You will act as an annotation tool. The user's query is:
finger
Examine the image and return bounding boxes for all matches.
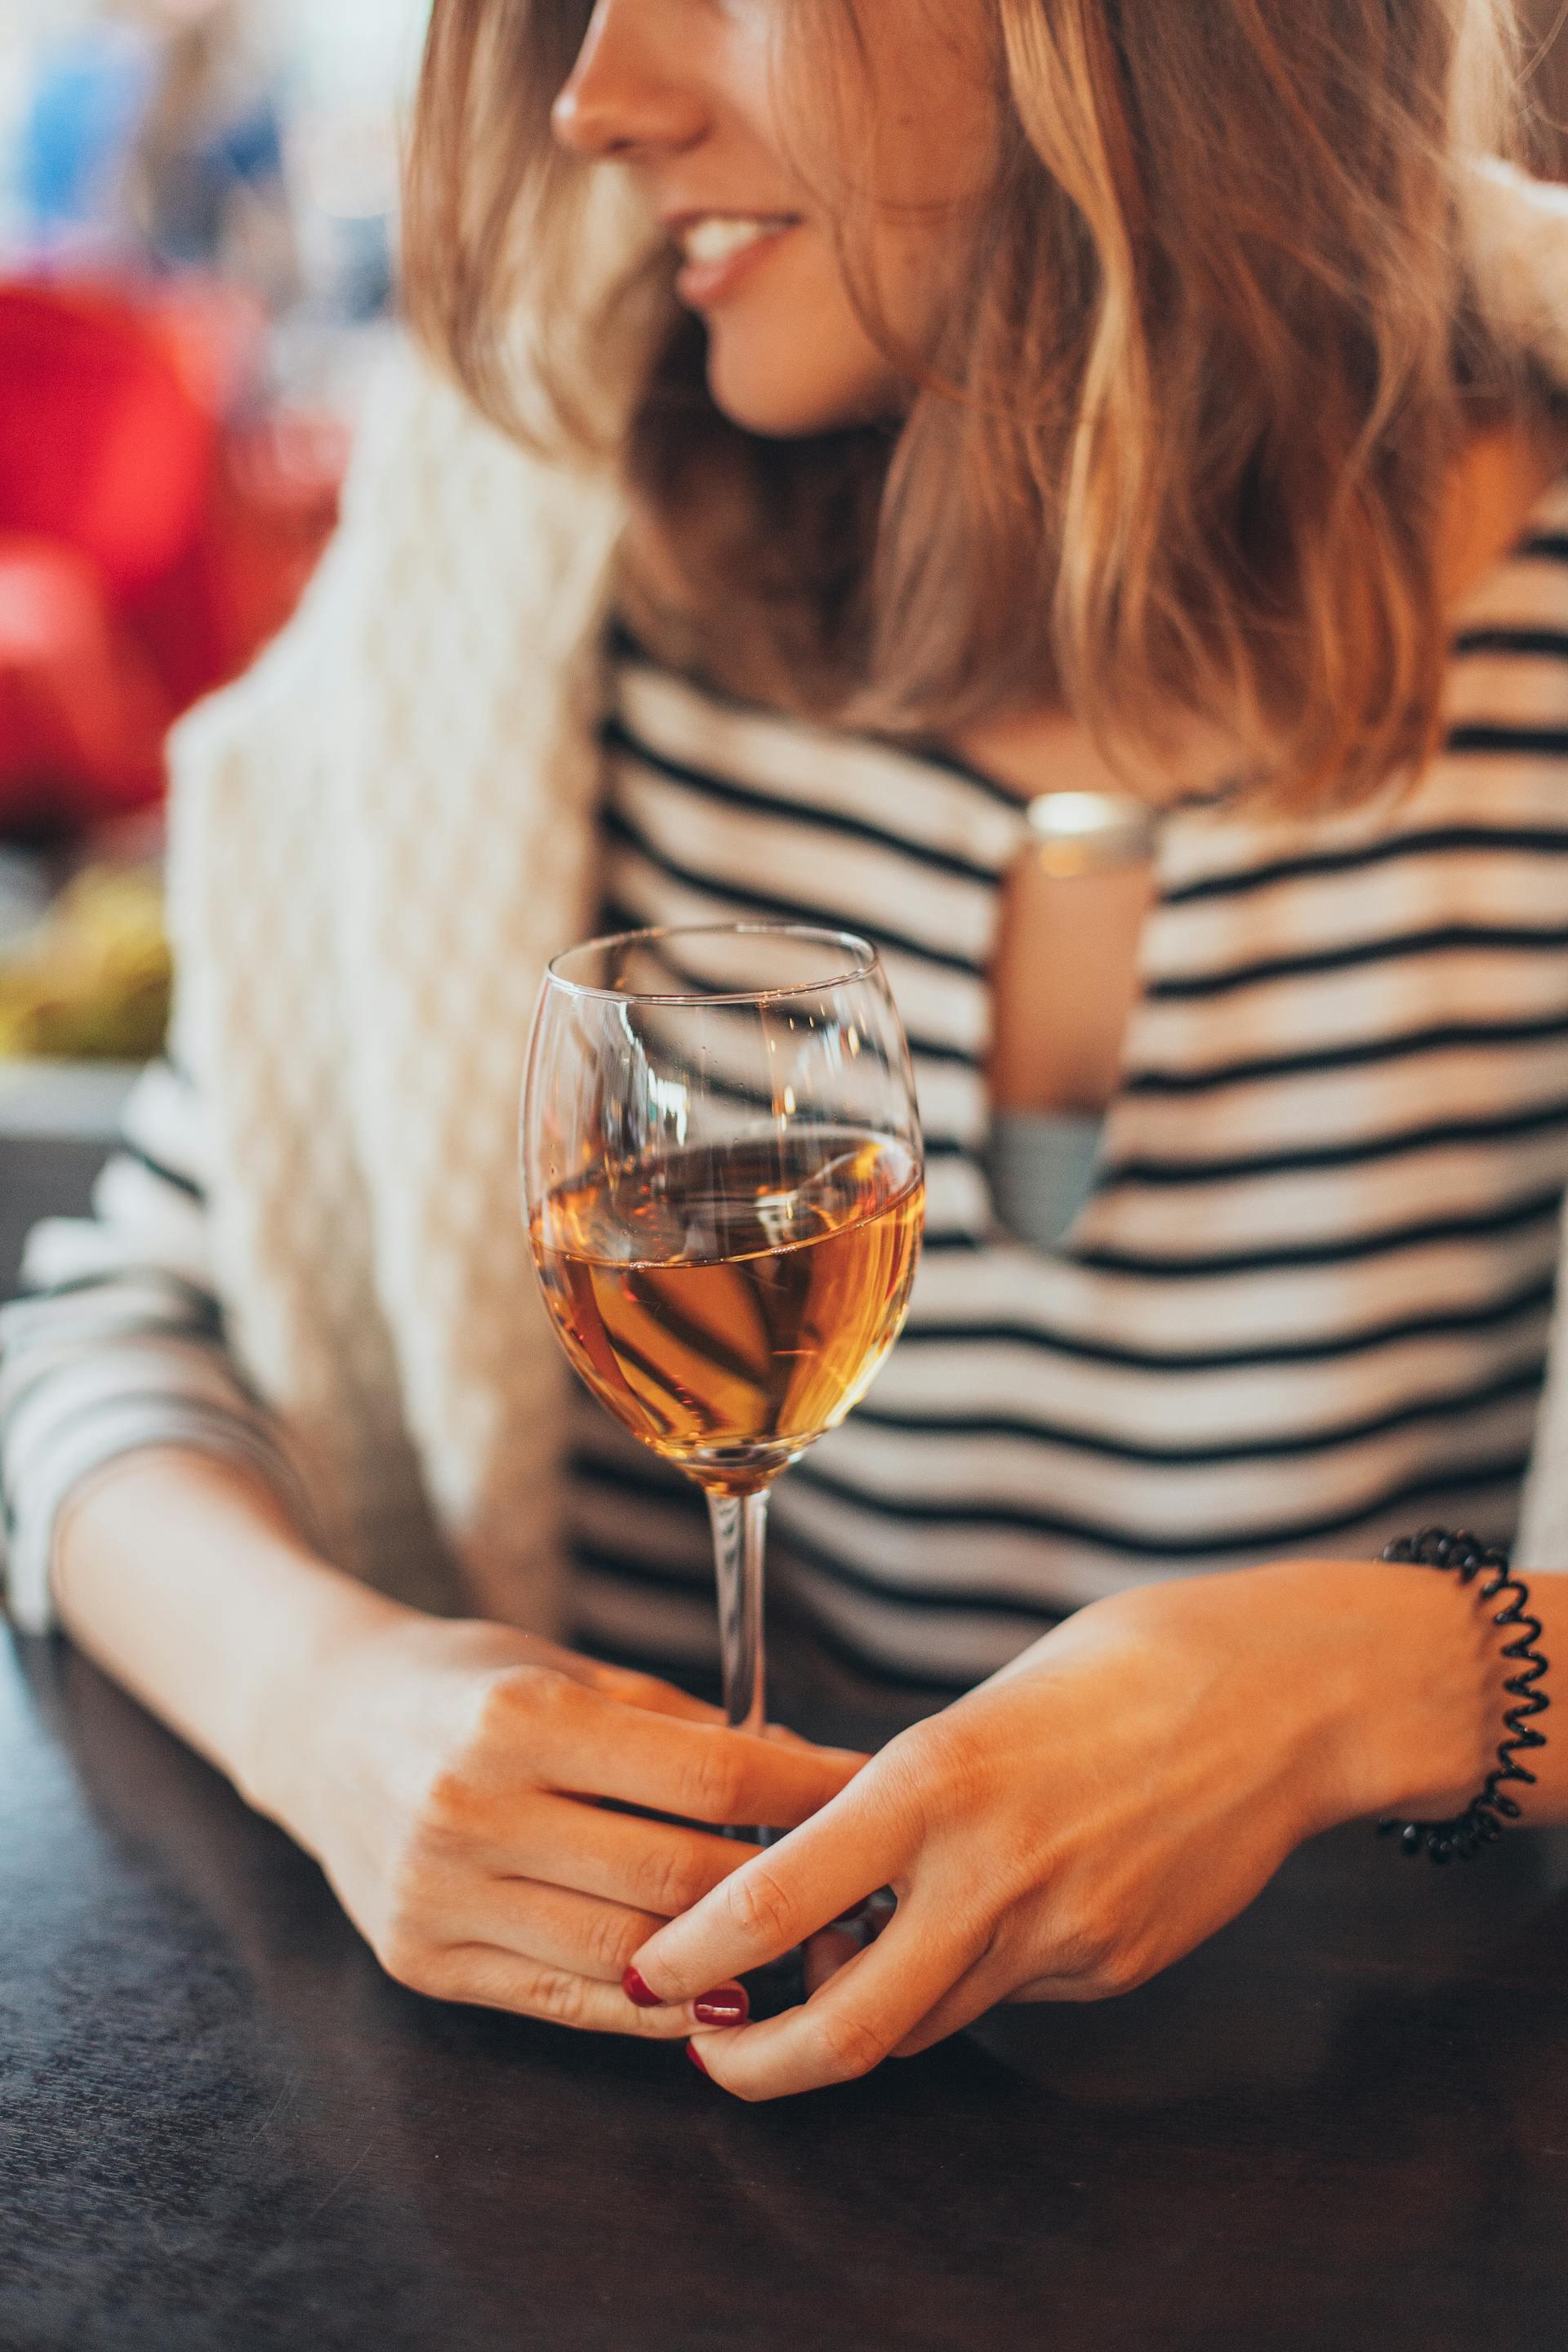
[584,1663,728,1726]
[891,1953,1013,2058]
[762,1722,825,1752]
[791,1891,898,2002]
[433,1944,712,2039]
[452,1874,676,1986]
[689,1901,984,2100]
[630,1768,911,1999]
[892,1949,1131,2060]
[528,1680,866,1828]
[544,1651,817,1744]
[618,1691,842,1750]
[594,1682,849,1749]
[494,1639,728,1728]
[854,1887,898,1940]
[486,1788,764,1918]
[457,1875,751,2020]
[1002,1972,1133,2006]
[803,1922,867,1998]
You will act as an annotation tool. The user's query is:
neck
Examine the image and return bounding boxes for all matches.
[1441,410,1568,605]
[956,409,1568,810]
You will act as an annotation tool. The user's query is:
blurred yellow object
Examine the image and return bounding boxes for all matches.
[0,868,172,1062]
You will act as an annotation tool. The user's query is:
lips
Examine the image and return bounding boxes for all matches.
[667,212,800,309]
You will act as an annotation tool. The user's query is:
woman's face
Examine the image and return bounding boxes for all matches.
[550,0,996,438]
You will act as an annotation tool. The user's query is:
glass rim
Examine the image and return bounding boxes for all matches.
[542,921,882,1008]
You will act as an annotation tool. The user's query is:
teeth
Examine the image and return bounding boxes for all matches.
[681,216,783,267]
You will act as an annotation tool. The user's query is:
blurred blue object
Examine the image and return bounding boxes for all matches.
[16,10,293,296]
[20,24,156,259]
[147,96,286,270]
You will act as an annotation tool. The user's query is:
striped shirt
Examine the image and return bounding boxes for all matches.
[7,483,1568,1695]
[0,1055,311,1626]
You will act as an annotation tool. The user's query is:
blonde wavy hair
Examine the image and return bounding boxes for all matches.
[405,0,1554,808]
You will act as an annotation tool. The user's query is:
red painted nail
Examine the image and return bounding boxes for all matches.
[686,2042,709,2077]
[623,1966,661,2009]
[693,1986,749,2028]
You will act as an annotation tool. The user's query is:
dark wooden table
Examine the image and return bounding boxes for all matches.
[4,1631,1568,2352]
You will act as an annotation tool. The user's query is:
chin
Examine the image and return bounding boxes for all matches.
[704,327,898,442]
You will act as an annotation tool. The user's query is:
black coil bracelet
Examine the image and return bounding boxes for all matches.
[1378,1527,1551,1864]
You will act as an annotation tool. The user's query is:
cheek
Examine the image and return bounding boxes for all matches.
[702,230,904,437]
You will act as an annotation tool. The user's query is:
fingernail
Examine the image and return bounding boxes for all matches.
[693,1986,749,2028]
[686,2042,709,2077]
[623,1966,661,2009]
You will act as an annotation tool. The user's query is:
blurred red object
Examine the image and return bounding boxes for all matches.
[0,538,172,818]
[0,278,344,836]
[211,408,350,675]
[0,282,216,598]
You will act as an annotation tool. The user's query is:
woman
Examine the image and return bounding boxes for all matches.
[7,0,1568,2103]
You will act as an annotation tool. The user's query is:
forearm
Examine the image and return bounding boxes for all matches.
[51,1448,412,1828]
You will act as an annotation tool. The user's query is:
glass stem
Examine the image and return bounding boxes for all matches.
[707,1489,769,1740]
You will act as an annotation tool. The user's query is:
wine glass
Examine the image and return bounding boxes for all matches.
[521,922,924,1745]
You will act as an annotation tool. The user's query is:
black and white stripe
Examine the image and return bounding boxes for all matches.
[0,1058,310,1630]
[8,483,1568,1689]
[568,479,1568,1687]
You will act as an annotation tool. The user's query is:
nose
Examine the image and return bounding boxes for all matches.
[551,1,708,162]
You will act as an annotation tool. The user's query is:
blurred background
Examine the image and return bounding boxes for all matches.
[0,0,430,1272]
[0,0,1561,1282]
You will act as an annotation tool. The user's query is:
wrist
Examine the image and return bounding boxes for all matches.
[1274,1557,1499,1830]
[232,1550,416,1839]
[46,1444,425,1846]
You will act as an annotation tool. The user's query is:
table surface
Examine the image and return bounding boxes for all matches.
[4,1633,1568,2352]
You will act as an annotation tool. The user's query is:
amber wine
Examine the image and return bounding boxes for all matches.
[532,1129,924,1494]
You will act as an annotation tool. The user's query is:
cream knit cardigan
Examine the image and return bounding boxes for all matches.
[164,163,1568,1636]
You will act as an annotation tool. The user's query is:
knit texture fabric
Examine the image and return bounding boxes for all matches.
[161,164,1568,1625]
[167,356,622,1628]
